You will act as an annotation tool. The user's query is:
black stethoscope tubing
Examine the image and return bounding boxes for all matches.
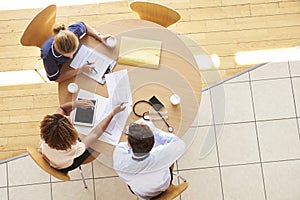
[132,100,174,133]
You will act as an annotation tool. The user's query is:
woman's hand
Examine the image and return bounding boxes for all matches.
[74,99,94,109]
[95,33,113,43]
[113,103,126,115]
[79,64,96,74]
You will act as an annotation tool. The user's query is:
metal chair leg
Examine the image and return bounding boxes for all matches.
[173,171,187,182]
[79,165,88,189]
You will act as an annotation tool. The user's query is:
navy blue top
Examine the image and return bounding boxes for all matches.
[41,22,86,81]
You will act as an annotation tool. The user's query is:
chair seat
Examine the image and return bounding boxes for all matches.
[27,146,70,181]
[129,1,181,28]
[20,4,56,48]
[152,181,189,200]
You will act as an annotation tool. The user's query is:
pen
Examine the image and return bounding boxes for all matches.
[86,61,98,74]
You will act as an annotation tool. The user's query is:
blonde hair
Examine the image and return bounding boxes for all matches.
[40,113,79,150]
[53,23,79,55]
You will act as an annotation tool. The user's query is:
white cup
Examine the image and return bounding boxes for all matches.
[67,82,78,94]
[105,37,117,48]
[170,94,180,105]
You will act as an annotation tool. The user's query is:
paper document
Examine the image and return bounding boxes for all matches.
[70,44,116,84]
[71,70,133,145]
[117,36,162,69]
[105,69,133,107]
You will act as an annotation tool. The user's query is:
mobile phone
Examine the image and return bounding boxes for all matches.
[148,96,164,111]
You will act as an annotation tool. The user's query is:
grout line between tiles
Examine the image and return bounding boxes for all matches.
[191,116,300,128]
[6,162,9,200]
[288,60,300,140]
[209,89,225,200]
[177,158,300,173]
[249,76,268,200]
[92,162,96,200]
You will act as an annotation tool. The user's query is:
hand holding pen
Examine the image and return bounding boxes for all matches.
[82,60,98,74]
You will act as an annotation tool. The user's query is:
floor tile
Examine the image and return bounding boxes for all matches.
[0,187,7,200]
[94,177,136,200]
[263,160,300,200]
[289,60,300,77]
[226,71,250,83]
[217,122,260,166]
[52,179,94,200]
[221,164,265,200]
[178,126,219,170]
[93,158,118,178]
[250,61,290,81]
[194,89,213,126]
[9,183,51,200]
[292,77,300,117]
[257,118,300,162]
[0,163,7,187]
[8,156,49,186]
[51,162,93,182]
[288,47,300,77]
[180,168,223,200]
[212,82,254,124]
[251,78,295,120]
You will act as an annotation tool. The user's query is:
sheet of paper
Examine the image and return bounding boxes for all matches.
[99,69,133,144]
[105,69,133,107]
[71,89,130,145]
[70,44,116,84]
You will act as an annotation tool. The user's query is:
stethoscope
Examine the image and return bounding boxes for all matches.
[132,100,174,133]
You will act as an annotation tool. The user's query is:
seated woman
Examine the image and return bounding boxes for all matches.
[41,21,113,82]
[39,99,125,172]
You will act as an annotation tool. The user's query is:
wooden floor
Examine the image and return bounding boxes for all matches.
[0,0,299,161]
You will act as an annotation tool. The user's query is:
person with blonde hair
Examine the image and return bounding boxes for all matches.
[41,22,113,82]
[39,99,125,172]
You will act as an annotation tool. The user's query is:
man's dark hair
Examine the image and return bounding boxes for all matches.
[128,123,154,156]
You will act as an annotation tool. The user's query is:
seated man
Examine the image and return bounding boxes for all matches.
[113,120,185,200]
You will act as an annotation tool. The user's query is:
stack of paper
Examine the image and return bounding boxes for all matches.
[117,36,162,69]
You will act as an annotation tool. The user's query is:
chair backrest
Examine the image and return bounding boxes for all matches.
[27,146,71,181]
[20,4,57,48]
[129,1,181,28]
[152,181,189,200]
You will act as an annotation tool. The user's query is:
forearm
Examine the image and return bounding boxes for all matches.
[84,23,101,40]
[54,68,80,83]
[56,100,83,115]
[82,111,115,148]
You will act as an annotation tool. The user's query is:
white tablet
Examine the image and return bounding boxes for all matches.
[73,98,97,127]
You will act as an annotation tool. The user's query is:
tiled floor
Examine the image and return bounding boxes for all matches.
[1,47,300,200]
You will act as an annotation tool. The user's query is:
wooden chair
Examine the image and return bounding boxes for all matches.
[27,146,97,189]
[20,4,56,48]
[152,181,189,200]
[129,1,181,28]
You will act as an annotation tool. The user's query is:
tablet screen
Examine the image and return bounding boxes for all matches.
[74,98,97,127]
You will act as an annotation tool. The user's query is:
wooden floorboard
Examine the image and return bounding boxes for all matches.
[0,0,299,160]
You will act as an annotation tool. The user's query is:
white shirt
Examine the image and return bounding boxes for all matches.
[39,140,86,169]
[113,122,186,200]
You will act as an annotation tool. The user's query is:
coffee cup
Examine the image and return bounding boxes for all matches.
[105,37,117,48]
[170,94,180,105]
[67,82,78,94]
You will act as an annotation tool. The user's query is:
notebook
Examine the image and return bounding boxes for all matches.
[70,44,116,84]
[117,36,162,69]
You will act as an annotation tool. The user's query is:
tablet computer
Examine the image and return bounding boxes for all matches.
[73,98,97,127]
